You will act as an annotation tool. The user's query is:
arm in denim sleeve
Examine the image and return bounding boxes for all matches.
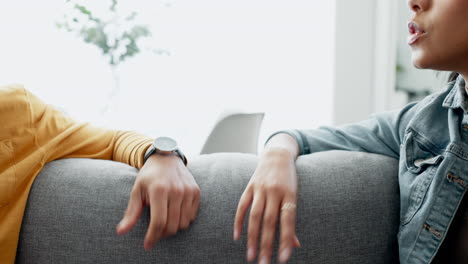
[266,101,419,160]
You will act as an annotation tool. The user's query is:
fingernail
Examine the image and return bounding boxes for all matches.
[144,242,153,251]
[296,237,302,248]
[279,248,291,263]
[233,228,239,240]
[144,244,150,251]
[259,256,268,264]
[247,247,255,261]
[118,219,126,229]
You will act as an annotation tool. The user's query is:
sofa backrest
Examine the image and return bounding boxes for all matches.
[17,151,400,263]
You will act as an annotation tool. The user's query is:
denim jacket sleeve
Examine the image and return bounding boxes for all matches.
[267,101,420,160]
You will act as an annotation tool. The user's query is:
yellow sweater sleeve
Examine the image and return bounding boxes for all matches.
[27,89,153,168]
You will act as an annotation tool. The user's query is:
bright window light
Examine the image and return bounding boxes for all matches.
[0,0,335,156]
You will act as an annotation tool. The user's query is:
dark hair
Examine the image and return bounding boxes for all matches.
[448,72,460,82]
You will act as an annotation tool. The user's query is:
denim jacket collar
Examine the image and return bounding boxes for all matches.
[442,76,468,111]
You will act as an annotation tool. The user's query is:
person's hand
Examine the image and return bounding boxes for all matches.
[234,148,301,264]
[116,153,200,250]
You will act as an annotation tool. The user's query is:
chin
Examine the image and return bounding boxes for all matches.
[411,52,434,70]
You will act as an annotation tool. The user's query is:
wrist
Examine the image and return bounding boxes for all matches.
[261,146,297,161]
[145,152,184,167]
[264,133,300,159]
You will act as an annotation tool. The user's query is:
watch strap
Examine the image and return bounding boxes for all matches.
[175,149,188,166]
[143,145,156,164]
[143,144,188,166]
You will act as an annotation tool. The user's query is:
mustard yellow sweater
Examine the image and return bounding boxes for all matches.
[0,85,153,263]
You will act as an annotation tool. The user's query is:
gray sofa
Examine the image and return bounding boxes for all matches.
[16,151,400,264]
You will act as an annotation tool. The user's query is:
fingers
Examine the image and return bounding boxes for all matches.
[246,193,266,262]
[178,188,193,230]
[117,184,144,235]
[144,187,168,250]
[233,188,254,241]
[167,185,200,236]
[164,186,184,236]
[159,184,200,238]
[278,198,299,264]
[190,187,201,221]
[258,195,281,264]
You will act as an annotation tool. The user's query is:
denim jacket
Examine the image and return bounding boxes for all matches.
[271,76,468,263]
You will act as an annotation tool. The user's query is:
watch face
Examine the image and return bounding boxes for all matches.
[154,137,178,152]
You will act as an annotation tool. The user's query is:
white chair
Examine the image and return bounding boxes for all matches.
[200,111,265,155]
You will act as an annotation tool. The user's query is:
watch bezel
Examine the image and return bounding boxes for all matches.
[153,136,178,152]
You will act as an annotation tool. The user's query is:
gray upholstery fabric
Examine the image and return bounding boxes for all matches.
[16,151,400,264]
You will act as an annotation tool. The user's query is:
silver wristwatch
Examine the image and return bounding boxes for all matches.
[143,137,188,166]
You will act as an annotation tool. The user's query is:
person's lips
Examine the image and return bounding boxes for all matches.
[407,21,427,45]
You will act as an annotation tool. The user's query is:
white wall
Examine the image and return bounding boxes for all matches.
[0,0,336,156]
[333,0,376,125]
[333,0,409,125]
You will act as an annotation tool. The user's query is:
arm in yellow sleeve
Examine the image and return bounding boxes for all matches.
[26,89,153,168]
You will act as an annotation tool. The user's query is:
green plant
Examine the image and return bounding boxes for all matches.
[57,0,152,112]
[57,0,151,67]
[396,63,405,74]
